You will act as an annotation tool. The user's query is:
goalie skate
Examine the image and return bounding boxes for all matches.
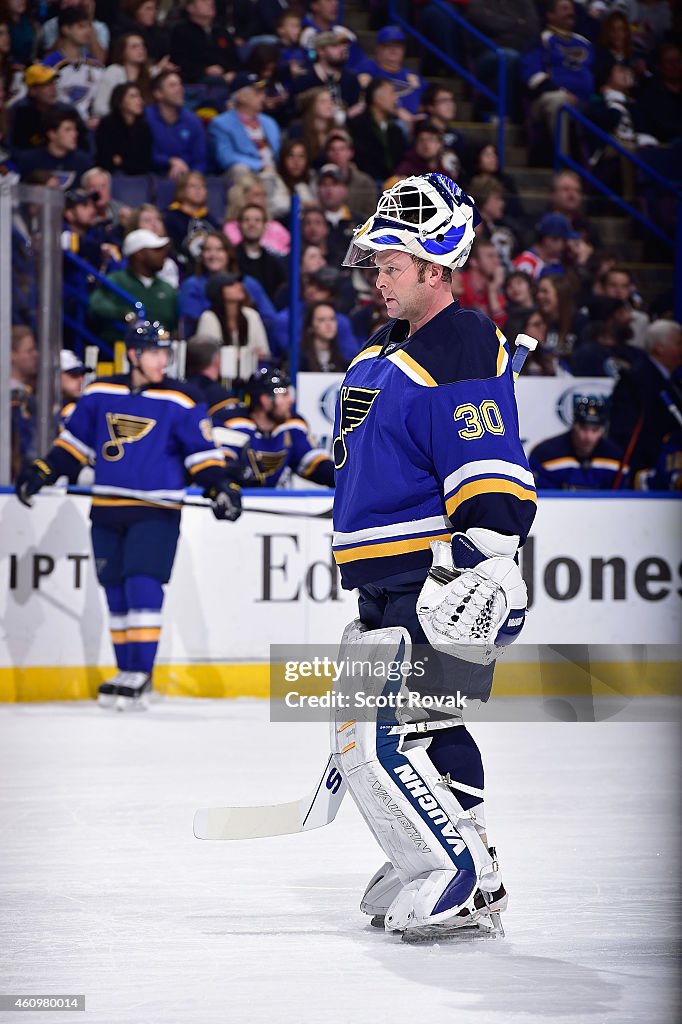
[400,883,506,943]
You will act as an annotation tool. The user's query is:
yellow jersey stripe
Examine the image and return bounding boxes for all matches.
[348,345,382,369]
[446,479,537,517]
[91,498,182,509]
[54,437,88,464]
[542,457,580,470]
[333,531,451,564]
[189,457,225,474]
[389,350,438,387]
[208,398,240,416]
[300,453,330,478]
[110,630,127,644]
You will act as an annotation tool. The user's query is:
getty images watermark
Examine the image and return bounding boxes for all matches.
[269,644,682,724]
[281,653,468,713]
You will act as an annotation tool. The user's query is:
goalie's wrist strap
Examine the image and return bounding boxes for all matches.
[389,716,464,736]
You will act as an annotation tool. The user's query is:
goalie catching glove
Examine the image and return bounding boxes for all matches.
[417,528,527,666]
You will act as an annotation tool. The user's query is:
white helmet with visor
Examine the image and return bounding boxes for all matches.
[342,173,480,271]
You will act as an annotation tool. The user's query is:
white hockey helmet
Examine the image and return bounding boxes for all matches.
[342,173,480,271]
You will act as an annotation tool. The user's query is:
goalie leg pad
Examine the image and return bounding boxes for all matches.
[331,623,499,932]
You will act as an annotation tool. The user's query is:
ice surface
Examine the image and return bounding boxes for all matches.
[0,699,679,1024]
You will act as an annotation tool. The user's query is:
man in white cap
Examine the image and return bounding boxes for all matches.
[88,229,178,343]
[58,349,93,428]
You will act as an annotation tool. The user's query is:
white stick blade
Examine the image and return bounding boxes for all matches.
[194,801,304,840]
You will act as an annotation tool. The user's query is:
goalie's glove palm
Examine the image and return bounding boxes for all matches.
[417,534,527,665]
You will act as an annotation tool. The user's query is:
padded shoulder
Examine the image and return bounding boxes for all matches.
[403,305,509,386]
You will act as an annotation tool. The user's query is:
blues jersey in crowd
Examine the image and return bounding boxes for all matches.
[214,402,334,488]
[529,430,626,490]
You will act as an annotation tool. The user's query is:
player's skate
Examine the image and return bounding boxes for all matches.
[97,671,128,709]
[114,672,152,712]
[361,862,403,929]
[362,851,507,941]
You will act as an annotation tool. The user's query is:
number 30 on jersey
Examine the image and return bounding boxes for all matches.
[454,401,505,440]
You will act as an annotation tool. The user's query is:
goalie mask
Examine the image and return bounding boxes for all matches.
[342,173,480,271]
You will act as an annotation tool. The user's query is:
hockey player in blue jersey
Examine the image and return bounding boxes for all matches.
[15,321,242,711]
[529,395,626,490]
[329,173,537,940]
[213,367,335,489]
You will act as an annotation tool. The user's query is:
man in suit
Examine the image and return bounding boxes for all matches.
[609,319,682,483]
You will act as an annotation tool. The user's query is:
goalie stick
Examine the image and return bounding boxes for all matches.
[193,754,346,840]
[193,333,538,841]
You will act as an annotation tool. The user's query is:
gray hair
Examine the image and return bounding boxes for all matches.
[81,167,111,188]
[644,318,682,353]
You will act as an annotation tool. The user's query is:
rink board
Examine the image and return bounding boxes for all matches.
[1,491,680,701]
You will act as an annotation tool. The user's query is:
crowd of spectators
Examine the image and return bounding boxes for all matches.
[3,0,681,490]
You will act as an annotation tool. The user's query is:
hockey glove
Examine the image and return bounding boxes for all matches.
[417,529,527,666]
[15,459,54,508]
[204,480,242,522]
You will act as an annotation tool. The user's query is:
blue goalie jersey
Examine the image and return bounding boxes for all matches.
[332,304,537,589]
[46,375,227,523]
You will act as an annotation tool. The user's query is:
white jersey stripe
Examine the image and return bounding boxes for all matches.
[184,448,222,469]
[59,429,96,461]
[444,459,535,496]
[298,448,329,471]
[333,514,450,546]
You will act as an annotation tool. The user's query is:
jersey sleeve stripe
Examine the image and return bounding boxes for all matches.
[333,531,452,564]
[591,458,622,470]
[387,351,438,387]
[188,457,226,474]
[348,345,382,369]
[444,459,535,496]
[185,448,223,469]
[208,398,240,416]
[59,428,96,460]
[446,479,537,517]
[299,452,332,477]
[54,437,89,465]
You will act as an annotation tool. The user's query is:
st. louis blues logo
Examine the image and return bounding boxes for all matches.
[333,386,380,469]
[102,413,156,461]
[247,448,288,484]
